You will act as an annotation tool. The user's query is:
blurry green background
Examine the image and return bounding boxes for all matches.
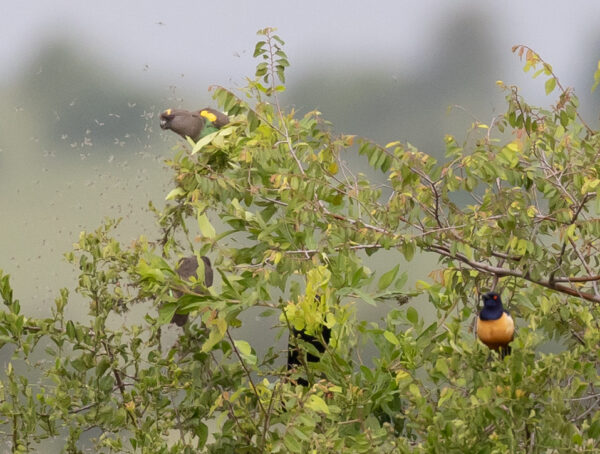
[1,0,599,372]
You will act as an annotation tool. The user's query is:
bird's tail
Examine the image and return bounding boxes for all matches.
[499,344,511,359]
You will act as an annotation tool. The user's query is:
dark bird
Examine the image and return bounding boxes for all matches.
[171,255,213,326]
[159,108,229,142]
[287,322,331,387]
[476,291,514,357]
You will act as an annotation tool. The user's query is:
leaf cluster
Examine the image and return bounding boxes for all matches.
[0,32,599,453]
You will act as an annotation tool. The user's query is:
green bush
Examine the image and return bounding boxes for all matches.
[1,29,600,453]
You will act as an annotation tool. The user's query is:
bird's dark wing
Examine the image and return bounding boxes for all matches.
[169,255,213,326]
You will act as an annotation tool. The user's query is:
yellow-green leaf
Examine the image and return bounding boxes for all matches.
[234,340,252,356]
[306,395,330,415]
[383,330,400,346]
[438,387,454,407]
[165,187,185,200]
[409,384,421,399]
[197,213,216,239]
[378,264,399,291]
[545,77,556,95]
[192,131,219,154]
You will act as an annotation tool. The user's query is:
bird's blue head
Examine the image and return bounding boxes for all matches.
[480,292,505,320]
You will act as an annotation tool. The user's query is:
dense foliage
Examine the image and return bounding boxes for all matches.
[1,29,600,452]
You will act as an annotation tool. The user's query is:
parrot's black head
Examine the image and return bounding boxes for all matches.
[480,292,505,320]
[159,108,178,130]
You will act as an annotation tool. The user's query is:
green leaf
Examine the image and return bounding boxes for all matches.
[136,259,165,283]
[283,433,303,453]
[438,387,454,407]
[406,307,419,325]
[306,394,330,415]
[192,130,219,154]
[195,422,209,449]
[383,330,400,346]
[165,187,185,201]
[253,41,266,57]
[402,241,415,261]
[408,383,421,399]
[158,302,177,325]
[66,320,76,340]
[354,289,377,306]
[588,417,600,438]
[96,357,111,378]
[378,264,399,291]
[395,272,408,290]
[197,213,216,239]
[435,358,449,376]
[592,60,600,92]
[202,321,227,353]
[234,340,251,356]
[545,77,556,95]
[99,375,114,392]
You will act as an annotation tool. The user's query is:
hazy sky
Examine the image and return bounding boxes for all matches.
[4,1,600,96]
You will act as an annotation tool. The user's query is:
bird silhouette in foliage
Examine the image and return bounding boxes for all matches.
[287,325,331,386]
[476,291,514,357]
[170,256,213,326]
[159,108,229,142]
[287,294,332,386]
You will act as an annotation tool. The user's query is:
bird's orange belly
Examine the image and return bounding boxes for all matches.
[477,313,514,349]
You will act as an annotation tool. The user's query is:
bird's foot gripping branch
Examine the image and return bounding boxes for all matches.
[1,30,600,452]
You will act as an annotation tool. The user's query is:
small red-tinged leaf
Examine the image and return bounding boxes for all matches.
[526,49,535,63]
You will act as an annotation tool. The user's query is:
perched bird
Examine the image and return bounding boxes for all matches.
[170,255,213,326]
[159,108,229,142]
[287,323,331,386]
[476,291,514,357]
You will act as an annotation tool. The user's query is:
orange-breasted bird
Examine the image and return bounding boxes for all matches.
[159,108,229,142]
[476,291,514,356]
